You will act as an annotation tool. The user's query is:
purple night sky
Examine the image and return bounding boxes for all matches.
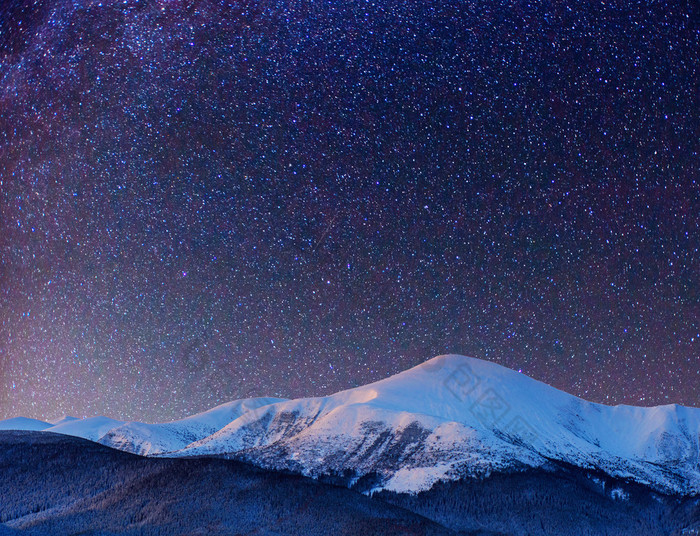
[1,0,698,422]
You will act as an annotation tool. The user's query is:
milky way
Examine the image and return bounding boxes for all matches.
[1,0,698,422]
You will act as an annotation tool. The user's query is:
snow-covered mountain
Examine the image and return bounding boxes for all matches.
[0,416,52,431]
[2,355,698,497]
[172,355,700,495]
[0,398,285,455]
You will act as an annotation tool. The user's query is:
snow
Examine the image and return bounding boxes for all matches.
[46,416,125,441]
[610,487,629,501]
[0,416,52,431]
[51,416,80,426]
[383,463,455,494]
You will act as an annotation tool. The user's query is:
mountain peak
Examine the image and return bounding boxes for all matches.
[175,354,700,495]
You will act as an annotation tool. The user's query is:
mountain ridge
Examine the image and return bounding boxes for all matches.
[2,355,698,497]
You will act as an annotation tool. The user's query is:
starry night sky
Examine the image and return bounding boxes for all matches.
[1,0,699,422]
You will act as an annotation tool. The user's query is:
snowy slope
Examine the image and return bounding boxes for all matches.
[98,397,286,455]
[0,416,52,431]
[46,416,126,442]
[173,355,700,495]
[51,416,80,426]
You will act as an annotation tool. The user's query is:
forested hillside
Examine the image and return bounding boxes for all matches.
[0,431,452,536]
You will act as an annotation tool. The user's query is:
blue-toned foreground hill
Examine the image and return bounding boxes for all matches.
[0,431,449,535]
